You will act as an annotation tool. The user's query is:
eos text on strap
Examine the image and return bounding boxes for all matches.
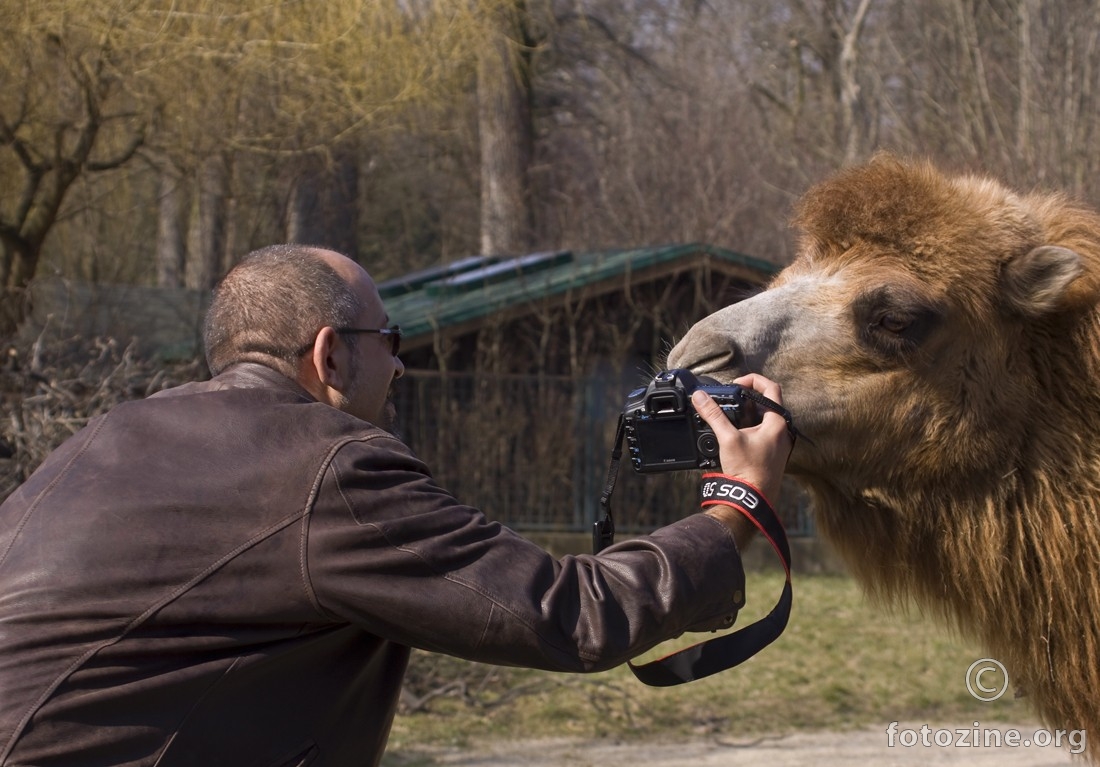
[701,479,761,509]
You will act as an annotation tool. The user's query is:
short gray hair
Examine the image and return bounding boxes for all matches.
[203,244,362,376]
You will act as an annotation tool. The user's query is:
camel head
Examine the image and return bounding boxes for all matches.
[670,154,1100,510]
[668,153,1100,749]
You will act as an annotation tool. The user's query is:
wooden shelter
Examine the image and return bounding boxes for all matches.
[383,243,776,376]
[382,244,812,538]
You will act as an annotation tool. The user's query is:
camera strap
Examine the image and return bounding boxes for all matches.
[593,419,792,686]
[592,414,626,554]
[627,474,792,686]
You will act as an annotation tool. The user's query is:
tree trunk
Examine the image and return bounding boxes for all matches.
[477,4,535,257]
[830,0,874,165]
[155,165,186,287]
[0,241,35,337]
[286,150,360,259]
[184,153,228,291]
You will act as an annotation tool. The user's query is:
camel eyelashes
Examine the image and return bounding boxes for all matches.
[876,313,911,333]
[863,318,908,337]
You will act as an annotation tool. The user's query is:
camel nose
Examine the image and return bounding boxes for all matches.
[667,330,745,377]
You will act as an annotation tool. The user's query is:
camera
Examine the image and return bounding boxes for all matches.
[622,369,754,473]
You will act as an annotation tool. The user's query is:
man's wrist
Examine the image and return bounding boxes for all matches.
[699,474,776,550]
[703,504,758,548]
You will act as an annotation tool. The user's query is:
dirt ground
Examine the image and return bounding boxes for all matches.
[406,723,1082,766]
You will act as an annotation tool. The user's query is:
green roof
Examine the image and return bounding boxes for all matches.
[381,242,778,347]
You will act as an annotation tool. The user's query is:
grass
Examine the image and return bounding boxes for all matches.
[382,571,1035,762]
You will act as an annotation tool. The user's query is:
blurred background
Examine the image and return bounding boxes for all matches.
[5,0,1098,317]
[5,0,1099,537]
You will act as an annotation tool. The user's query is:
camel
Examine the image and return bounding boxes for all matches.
[667,153,1100,757]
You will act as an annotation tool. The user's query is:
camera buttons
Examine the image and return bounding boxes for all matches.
[697,433,719,457]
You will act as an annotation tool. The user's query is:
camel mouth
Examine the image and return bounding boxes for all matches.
[665,340,744,379]
[696,372,738,385]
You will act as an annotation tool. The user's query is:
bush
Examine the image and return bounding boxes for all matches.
[0,333,204,500]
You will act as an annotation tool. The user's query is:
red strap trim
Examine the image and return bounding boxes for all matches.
[700,474,789,580]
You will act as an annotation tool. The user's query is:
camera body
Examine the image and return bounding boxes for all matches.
[622,369,750,473]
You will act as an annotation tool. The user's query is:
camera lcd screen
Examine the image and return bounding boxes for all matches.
[634,417,697,469]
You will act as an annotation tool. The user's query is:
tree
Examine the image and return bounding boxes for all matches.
[476,1,537,256]
[884,0,1100,194]
[9,0,1100,324]
[0,0,487,319]
[0,4,144,332]
[138,0,483,286]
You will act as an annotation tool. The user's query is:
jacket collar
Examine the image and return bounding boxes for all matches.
[214,362,317,403]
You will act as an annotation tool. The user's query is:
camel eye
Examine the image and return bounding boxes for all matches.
[855,287,943,358]
[878,313,911,334]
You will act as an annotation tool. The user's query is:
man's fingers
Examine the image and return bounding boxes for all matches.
[690,390,735,436]
[731,373,783,403]
[730,373,789,434]
[755,409,791,438]
[690,379,791,505]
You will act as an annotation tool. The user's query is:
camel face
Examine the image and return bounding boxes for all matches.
[670,154,1100,751]
[669,258,952,485]
[667,155,1085,502]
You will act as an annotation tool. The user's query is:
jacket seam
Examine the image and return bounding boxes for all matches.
[438,520,741,663]
[1,510,310,763]
[307,432,604,665]
[426,519,741,664]
[0,414,111,762]
[372,529,604,664]
[0,415,109,572]
[443,570,602,664]
[299,432,396,623]
[151,656,242,766]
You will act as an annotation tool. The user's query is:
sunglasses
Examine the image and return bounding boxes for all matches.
[334,325,402,357]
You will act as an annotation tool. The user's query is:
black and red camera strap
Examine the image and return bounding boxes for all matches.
[628,474,792,686]
[594,418,793,687]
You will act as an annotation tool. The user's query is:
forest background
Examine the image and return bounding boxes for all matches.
[6,0,1100,504]
[4,0,1100,337]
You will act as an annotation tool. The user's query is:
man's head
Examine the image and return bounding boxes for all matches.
[204,244,404,426]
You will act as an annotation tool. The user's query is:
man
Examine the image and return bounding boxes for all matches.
[0,244,792,766]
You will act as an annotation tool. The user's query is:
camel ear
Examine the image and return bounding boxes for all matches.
[1002,245,1083,316]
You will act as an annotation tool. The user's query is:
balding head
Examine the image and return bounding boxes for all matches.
[203,244,364,377]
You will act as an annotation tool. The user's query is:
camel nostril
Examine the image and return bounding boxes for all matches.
[667,335,745,378]
[729,344,746,372]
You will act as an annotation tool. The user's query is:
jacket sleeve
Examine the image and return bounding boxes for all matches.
[303,432,746,673]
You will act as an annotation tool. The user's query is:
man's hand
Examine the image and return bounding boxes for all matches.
[691,374,792,544]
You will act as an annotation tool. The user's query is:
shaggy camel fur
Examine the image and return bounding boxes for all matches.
[667,154,1100,756]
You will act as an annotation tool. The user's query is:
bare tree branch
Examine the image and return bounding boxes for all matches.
[87,127,145,172]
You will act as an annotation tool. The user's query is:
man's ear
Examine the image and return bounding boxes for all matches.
[306,327,350,391]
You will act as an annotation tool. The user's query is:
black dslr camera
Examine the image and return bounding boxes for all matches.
[623,369,754,473]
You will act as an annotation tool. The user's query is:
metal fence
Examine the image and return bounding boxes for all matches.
[394,370,815,537]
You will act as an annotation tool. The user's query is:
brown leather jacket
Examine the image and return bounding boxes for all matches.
[0,364,746,766]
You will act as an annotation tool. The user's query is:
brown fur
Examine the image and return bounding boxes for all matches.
[672,154,1100,755]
